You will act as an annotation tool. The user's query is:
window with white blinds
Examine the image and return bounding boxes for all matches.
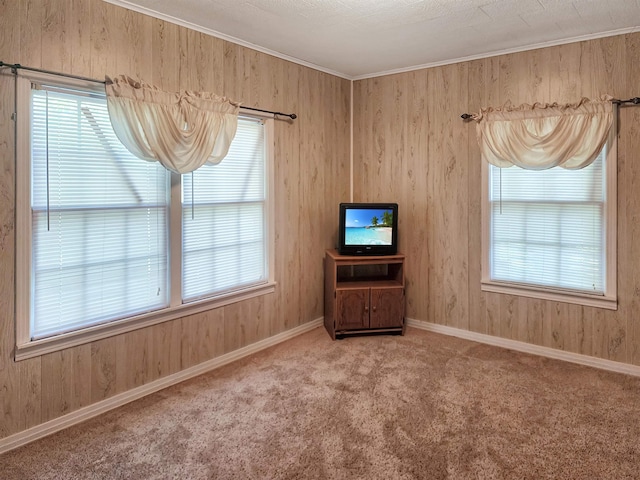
[30,85,170,339]
[17,74,274,352]
[482,138,617,308]
[182,118,267,301]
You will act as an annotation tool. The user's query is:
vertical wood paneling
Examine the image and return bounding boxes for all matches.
[478,56,501,338]
[41,346,91,422]
[383,73,406,201]
[556,42,583,102]
[484,292,501,338]
[151,320,182,380]
[354,33,640,369]
[18,0,42,68]
[364,77,385,199]
[180,28,216,92]
[544,302,568,351]
[499,295,519,341]
[544,302,592,355]
[151,18,179,91]
[467,59,484,334]
[299,67,325,322]
[222,42,250,101]
[90,338,117,403]
[0,0,21,437]
[114,328,153,394]
[497,53,517,104]
[522,46,552,104]
[0,0,20,60]
[0,0,353,442]
[426,63,469,329]
[0,0,20,440]
[4,0,43,436]
[35,0,94,424]
[3,0,640,445]
[625,32,640,366]
[41,0,71,72]
[17,360,41,431]
[270,62,301,335]
[519,298,544,346]
[352,80,365,200]
[180,309,225,369]
[589,36,628,363]
[114,6,153,78]
[69,0,92,78]
[322,73,347,250]
[223,296,268,353]
[90,0,117,78]
[403,70,429,321]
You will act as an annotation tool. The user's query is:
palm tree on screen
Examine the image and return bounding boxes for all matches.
[382,210,392,226]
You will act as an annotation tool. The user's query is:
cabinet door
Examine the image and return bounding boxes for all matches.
[336,288,370,330]
[369,287,404,329]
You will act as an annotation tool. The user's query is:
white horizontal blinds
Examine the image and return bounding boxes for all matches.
[489,147,606,294]
[182,117,266,301]
[31,85,169,339]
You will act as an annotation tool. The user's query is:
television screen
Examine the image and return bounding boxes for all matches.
[338,203,398,255]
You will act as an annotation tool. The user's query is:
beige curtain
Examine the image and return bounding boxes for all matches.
[105,75,240,174]
[470,96,613,170]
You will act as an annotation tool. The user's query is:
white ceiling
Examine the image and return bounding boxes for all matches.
[108,0,640,79]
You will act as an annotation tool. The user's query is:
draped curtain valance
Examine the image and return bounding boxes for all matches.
[470,95,613,170]
[105,75,240,174]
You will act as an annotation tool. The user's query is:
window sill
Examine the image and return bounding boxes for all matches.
[481,281,617,310]
[15,281,277,361]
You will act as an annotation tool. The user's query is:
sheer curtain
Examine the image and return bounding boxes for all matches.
[474,95,616,302]
[105,75,240,174]
[470,95,613,170]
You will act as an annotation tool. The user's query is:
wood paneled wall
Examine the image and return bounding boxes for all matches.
[0,0,350,439]
[353,33,640,367]
[2,0,638,445]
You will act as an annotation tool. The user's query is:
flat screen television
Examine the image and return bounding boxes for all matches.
[338,202,398,256]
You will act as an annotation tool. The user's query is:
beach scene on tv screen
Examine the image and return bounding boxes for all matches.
[345,208,393,245]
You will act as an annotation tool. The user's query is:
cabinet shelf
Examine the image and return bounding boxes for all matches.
[336,279,403,289]
[324,249,405,340]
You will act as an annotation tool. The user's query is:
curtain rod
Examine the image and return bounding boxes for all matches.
[0,61,297,120]
[459,97,640,120]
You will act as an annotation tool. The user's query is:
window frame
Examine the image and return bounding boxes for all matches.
[15,72,276,360]
[480,123,617,310]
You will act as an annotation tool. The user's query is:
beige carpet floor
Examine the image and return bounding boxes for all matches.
[2,326,640,479]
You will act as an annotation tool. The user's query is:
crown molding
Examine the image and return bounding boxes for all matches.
[353,26,640,80]
[102,2,638,82]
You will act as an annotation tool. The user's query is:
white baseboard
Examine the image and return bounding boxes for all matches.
[7,317,636,455]
[407,318,640,378]
[0,318,324,455]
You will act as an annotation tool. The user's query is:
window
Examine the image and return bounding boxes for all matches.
[182,118,268,301]
[16,73,274,358]
[481,132,617,309]
[28,82,170,339]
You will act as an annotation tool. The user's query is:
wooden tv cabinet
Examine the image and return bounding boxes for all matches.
[324,249,405,340]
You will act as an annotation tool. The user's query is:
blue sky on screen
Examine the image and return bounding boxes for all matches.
[345,208,392,228]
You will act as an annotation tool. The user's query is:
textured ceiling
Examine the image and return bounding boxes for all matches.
[108,0,640,79]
